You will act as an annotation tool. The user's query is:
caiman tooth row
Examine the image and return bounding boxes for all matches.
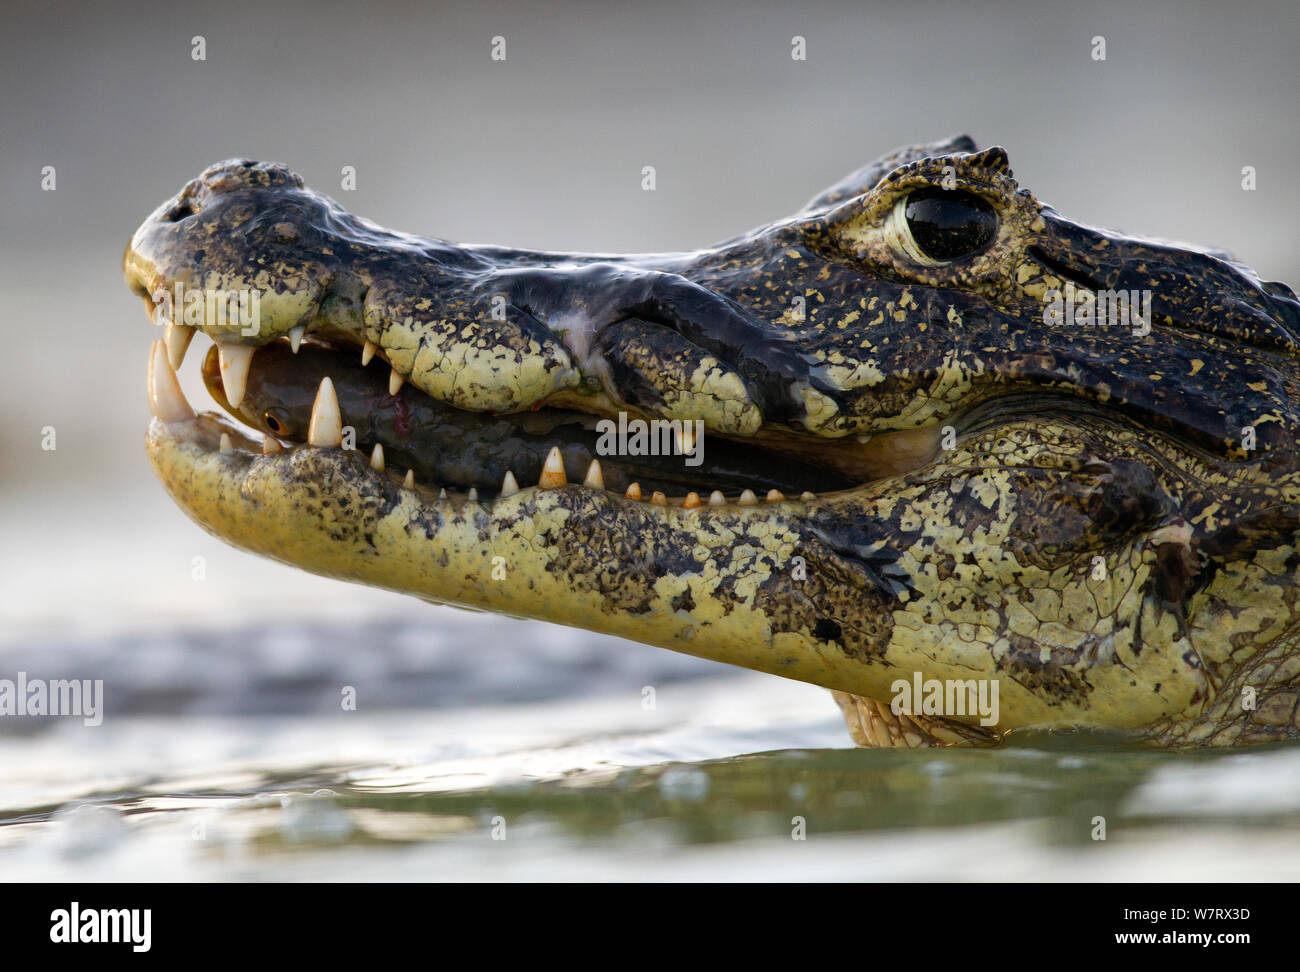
[353,337,405,394]
[600,482,815,509]
[155,321,320,386]
[184,369,824,511]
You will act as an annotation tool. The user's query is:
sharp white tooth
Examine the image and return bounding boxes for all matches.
[389,368,405,395]
[682,492,702,509]
[262,436,282,455]
[147,340,195,423]
[766,489,786,503]
[800,491,816,501]
[708,490,726,506]
[361,339,377,366]
[738,489,758,506]
[625,482,642,501]
[219,432,233,453]
[163,322,196,369]
[583,459,604,489]
[218,342,255,407]
[369,443,385,471]
[438,488,448,501]
[307,376,343,447]
[539,446,566,488]
[466,487,479,503]
[288,324,306,353]
[501,470,520,497]
[403,469,415,488]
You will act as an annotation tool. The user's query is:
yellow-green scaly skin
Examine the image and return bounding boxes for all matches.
[126,137,1300,747]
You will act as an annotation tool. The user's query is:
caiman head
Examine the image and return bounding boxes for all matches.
[123,135,1300,747]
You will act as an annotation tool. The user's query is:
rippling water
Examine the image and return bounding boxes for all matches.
[3,609,1298,881]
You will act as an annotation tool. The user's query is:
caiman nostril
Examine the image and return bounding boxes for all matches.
[162,201,196,222]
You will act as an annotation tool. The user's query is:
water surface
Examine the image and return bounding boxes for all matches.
[3,610,1297,881]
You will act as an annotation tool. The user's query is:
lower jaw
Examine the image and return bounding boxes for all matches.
[141,407,918,708]
[145,356,907,709]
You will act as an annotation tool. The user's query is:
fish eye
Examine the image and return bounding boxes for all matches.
[902,187,997,261]
[263,408,292,435]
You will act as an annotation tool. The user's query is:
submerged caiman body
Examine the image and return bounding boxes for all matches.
[124,136,1300,747]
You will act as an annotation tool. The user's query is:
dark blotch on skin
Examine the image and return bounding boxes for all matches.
[813,618,842,641]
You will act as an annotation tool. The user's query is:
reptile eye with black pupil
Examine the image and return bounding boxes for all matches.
[904,187,997,260]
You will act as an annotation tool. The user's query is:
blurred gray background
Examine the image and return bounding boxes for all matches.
[2,0,1298,637]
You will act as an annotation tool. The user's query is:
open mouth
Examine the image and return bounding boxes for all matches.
[148,324,1246,516]
[147,328,962,510]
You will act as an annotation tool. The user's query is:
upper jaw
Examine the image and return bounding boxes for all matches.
[120,160,910,497]
[127,154,1300,499]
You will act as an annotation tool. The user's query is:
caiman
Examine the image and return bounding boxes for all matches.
[123,136,1300,748]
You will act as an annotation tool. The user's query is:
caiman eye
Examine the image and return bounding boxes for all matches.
[902,187,997,261]
[263,408,291,435]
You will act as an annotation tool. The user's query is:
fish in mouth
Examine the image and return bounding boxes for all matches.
[125,137,1300,747]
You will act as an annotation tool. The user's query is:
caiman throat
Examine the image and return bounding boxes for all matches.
[123,137,1300,747]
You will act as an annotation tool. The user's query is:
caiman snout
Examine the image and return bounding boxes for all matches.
[125,138,1300,748]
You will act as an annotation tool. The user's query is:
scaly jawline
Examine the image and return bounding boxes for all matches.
[144,337,938,711]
